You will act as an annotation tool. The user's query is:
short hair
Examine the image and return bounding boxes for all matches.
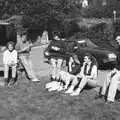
[84,53,92,60]
[6,41,15,48]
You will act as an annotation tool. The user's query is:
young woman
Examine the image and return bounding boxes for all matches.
[65,53,100,96]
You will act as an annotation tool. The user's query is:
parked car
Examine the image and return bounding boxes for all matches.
[44,38,119,69]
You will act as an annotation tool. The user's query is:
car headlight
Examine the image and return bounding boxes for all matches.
[45,51,49,56]
[108,53,117,59]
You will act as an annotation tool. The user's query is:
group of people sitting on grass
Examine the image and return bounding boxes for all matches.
[2,29,120,104]
[45,33,120,104]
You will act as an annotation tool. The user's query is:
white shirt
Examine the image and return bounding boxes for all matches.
[3,50,18,65]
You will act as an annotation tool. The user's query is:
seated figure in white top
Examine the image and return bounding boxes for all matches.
[65,53,100,96]
[3,41,18,87]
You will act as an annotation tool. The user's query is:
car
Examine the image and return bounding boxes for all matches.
[44,38,119,69]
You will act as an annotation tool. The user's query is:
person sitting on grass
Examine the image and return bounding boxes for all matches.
[96,64,120,104]
[65,53,100,96]
[3,41,18,87]
[45,53,81,92]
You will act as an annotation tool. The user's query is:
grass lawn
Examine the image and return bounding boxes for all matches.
[0,74,120,120]
[0,46,120,120]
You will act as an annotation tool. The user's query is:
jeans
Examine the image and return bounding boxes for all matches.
[19,55,37,80]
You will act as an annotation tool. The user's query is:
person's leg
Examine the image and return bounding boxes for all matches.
[4,65,9,86]
[20,55,39,81]
[65,76,78,94]
[70,77,88,96]
[50,58,57,80]
[9,65,17,86]
[107,74,120,102]
[56,58,63,80]
[101,74,111,96]
[11,65,17,78]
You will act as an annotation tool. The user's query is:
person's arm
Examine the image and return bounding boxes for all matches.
[76,63,85,78]
[68,57,74,72]
[18,43,33,53]
[107,68,117,79]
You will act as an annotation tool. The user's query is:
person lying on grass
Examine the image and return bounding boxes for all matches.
[45,53,81,92]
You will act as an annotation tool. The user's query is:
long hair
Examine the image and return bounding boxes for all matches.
[84,53,98,68]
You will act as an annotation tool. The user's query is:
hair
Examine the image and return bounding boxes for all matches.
[6,41,15,49]
[53,31,61,38]
[84,53,98,67]
[84,53,93,60]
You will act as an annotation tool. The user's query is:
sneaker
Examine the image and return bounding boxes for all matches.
[8,78,15,87]
[94,94,105,100]
[65,87,74,94]
[57,85,63,92]
[105,100,114,104]
[31,78,40,82]
[70,89,80,96]
[48,87,57,92]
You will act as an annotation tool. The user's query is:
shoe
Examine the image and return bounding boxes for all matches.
[65,87,74,94]
[70,89,80,96]
[48,87,57,92]
[105,100,114,104]
[94,94,105,100]
[57,85,63,92]
[31,78,40,82]
[8,78,15,87]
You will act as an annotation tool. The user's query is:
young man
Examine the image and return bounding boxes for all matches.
[65,53,99,96]
[3,41,18,87]
[15,31,40,82]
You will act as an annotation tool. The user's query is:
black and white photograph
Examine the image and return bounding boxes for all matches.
[0,0,120,120]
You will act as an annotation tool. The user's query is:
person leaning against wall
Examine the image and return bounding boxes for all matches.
[15,30,40,82]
